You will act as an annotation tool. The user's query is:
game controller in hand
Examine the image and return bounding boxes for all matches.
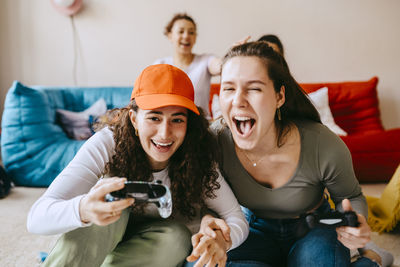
[105,180,172,218]
[305,210,359,229]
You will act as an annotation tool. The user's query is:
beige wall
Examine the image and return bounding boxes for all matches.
[1,0,399,128]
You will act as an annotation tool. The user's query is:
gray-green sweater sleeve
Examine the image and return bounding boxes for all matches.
[316,125,368,218]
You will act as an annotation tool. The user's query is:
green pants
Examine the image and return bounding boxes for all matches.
[42,210,192,267]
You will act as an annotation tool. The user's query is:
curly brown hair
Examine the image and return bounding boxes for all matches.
[99,100,220,219]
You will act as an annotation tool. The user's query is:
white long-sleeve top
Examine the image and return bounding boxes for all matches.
[27,128,249,249]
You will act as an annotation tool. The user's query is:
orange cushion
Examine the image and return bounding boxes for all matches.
[300,77,383,135]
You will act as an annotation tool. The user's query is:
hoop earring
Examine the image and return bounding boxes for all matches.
[134,128,138,136]
[277,108,282,121]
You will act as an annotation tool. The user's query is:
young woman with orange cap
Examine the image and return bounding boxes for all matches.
[27,64,248,267]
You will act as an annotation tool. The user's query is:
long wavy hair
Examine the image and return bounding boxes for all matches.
[98,100,220,219]
[221,41,321,147]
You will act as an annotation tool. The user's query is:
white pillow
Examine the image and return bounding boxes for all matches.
[308,87,347,136]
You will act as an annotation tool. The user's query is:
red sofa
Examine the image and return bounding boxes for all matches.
[209,77,400,183]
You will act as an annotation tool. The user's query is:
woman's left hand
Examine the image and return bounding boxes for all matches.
[198,214,231,243]
[336,199,371,249]
[186,230,230,267]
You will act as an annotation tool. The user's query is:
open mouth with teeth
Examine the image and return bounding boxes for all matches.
[233,116,255,136]
[180,42,191,47]
[151,140,173,152]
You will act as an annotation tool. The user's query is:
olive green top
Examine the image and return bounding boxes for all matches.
[212,119,367,219]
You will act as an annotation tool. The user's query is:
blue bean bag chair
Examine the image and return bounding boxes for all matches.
[1,81,132,187]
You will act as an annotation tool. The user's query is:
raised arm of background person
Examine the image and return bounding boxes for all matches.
[207,36,251,76]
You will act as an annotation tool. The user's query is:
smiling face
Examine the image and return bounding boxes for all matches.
[219,56,285,151]
[168,19,197,55]
[129,106,188,170]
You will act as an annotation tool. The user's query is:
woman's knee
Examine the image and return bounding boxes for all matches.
[155,221,192,249]
[102,220,192,267]
[288,228,350,267]
[43,211,130,267]
[155,222,193,266]
[128,220,192,258]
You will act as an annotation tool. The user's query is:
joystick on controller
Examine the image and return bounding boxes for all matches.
[105,180,172,218]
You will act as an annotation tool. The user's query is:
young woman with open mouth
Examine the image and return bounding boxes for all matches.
[198,42,392,267]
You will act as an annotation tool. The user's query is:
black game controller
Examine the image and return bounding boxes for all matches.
[105,181,172,218]
[305,210,359,229]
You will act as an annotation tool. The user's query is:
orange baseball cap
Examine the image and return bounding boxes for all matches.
[131,64,200,115]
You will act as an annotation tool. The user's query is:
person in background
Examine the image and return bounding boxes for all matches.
[153,13,220,119]
[200,41,393,267]
[155,13,249,119]
[27,64,248,267]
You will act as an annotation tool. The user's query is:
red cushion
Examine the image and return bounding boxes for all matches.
[341,129,400,182]
[300,77,383,135]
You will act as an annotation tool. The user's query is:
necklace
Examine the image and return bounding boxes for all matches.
[239,148,265,167]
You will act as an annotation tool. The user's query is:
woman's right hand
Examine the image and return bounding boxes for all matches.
[336,199,371,249]
[79,177,134,226]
